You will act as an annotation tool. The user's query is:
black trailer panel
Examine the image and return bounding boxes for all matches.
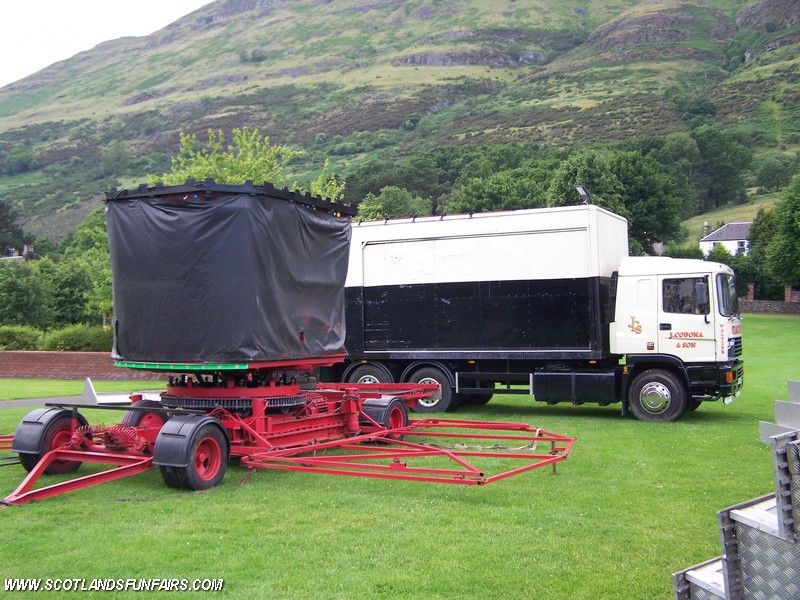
[345,276,613,360]
[106,181,354,364]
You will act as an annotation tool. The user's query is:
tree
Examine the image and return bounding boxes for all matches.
[3,143,38,175]
[753,156,795,192]
[100,141,131,177]
[765,176,800,286]
[308,159,345,201]
[60,208,112,325]
[448,167,548,214]
[647,132,701,218]
[545,148,628,215]
[0,261,55,329]
[608,151,682,252]
[0,200,28,253]
[742,207,784,300]
[691,125,753,211]
[357,187,432,221]
[706,242,734,266]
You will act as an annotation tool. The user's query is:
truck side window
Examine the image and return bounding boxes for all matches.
[662,278,710,315]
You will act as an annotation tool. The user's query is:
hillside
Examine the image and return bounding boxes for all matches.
[1,0,799,239]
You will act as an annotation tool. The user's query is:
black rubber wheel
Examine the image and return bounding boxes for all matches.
[628,369,688,422]
[408,367,458,413]
[458,392,494,406]
[686,398,702,412]
[346,364,393,385]
[17,412,84,474]
[382,398,409,441]
[174,424,228,491]
[121,399,168,430]
[159,466,183,489]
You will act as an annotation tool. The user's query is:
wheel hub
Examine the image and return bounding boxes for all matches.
[639,382,672,414]
[417,377,442,408]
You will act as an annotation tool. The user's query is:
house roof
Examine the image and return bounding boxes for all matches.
[700,222,752,243]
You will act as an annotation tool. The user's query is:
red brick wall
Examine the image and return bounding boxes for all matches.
[0,351,163,381]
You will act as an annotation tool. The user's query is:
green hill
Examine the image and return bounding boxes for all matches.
[1,0,798,239]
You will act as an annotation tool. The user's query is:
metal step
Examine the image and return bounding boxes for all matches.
[789,380,800,404]
[728,495,800,599]
[673,557,726,600]
[674,382,800,599]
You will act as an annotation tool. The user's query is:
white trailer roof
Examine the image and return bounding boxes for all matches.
[346,205,629,287]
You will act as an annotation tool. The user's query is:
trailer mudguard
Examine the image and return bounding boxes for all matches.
[152,414,229,469]
[11,408,88,454]
[360,396,403,427]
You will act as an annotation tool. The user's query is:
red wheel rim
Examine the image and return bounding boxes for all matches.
[388,406,404,430]
[51,427,72,451]
[51,426,75,467]
[138,413,164,429]
[194,437,222,481]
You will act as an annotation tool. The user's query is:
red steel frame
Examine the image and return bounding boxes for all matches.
[1,377,575,506]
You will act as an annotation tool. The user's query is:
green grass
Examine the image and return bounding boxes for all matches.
[0,313,797,598]
[0,380,162,401]
[682,192,780,241]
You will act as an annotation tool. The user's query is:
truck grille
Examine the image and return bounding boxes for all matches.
[728,337,743,359]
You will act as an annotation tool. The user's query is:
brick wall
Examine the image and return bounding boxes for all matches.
[739,301,800,315]
[0,351,163,381]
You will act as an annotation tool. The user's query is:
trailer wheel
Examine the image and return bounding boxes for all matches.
[159,466,182,489]
[174,424,228,491]
[383,398,409,441]
[121,399,168,430]
[408,367,458,413]
[628,369,688,422]
[16,410,87,474]
[347,364,393,385]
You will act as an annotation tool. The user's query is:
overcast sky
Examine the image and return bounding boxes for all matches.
[0,1,213,88]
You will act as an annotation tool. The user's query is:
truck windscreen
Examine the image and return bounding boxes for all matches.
[716,273,739,317]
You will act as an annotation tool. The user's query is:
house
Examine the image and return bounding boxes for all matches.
[699,221,752,257]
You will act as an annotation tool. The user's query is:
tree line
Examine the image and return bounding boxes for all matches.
[1,126,798,344]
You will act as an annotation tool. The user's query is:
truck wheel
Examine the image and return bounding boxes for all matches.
[459,394,493,406]
[121,399,168,430]
[347,364,393,385]
[628,369,688,422]
[408,367,458,413]
[458,383,494,405]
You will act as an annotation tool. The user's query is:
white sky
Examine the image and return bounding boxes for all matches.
[0,1,214,88]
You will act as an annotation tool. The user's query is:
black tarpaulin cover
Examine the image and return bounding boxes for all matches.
[105,183,353,363]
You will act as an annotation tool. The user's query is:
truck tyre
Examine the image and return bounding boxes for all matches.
[628,369,688,422]
[346,364,393,385]
[408,367,458,413]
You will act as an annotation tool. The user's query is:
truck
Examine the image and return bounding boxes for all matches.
[330,204,744,422]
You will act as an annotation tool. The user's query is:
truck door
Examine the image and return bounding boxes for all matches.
[657,275,716,362]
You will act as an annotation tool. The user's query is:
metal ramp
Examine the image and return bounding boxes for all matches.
[674,381,800,600]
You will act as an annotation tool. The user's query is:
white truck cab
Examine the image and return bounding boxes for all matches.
[611,256,744,420]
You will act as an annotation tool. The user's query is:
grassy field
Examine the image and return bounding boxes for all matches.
[682,191,780,241]
[0,313,798,599]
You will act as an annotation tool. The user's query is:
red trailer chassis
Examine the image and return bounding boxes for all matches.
[1,360,574,506]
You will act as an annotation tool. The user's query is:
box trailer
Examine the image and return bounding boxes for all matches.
[332,205,744,422]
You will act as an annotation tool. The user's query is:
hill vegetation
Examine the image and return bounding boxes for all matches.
[0,0,799,247]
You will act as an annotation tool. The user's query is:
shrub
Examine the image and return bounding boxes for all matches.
[0,325,42,350]
[41,325,113,352]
